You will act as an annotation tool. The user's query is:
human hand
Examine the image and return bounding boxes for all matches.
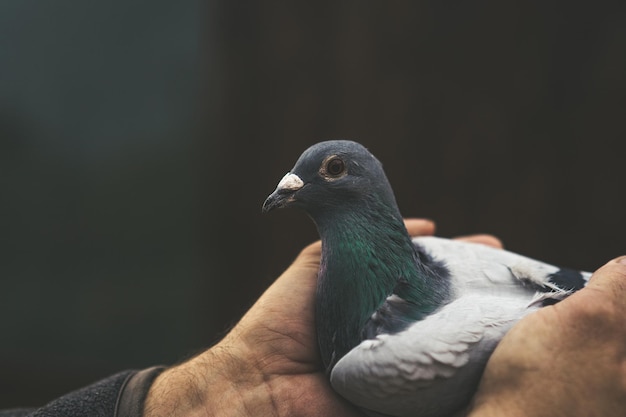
[466,256,626,417]
[143,219,502,417]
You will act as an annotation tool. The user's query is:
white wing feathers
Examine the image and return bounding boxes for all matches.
[414,236,565,289]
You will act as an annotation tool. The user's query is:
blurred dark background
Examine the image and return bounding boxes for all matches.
[1,0,624,408]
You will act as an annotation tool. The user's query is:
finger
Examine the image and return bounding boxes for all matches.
[404,218,436,237]
[294,240,322,269]
[585,256,626,303]
[300,240,322,257]
[455,234,504,249]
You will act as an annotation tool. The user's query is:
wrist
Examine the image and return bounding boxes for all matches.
[143,343,275,417]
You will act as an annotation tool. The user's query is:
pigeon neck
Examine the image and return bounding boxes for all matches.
[313,199,434,371]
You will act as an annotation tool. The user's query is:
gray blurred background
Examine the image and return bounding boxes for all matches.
[1,0,624,408]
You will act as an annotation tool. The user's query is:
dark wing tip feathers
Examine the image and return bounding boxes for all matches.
[547,268,587,292]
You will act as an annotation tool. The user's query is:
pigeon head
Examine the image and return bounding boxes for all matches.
[262,140,400,223]
[262,140,433,372]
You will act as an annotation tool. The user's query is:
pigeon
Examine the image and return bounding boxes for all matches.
[262,140,591,417]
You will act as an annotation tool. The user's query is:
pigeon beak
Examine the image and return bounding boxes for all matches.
[262,172,305,213]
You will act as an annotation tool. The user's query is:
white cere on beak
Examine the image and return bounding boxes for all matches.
[276,172,304,191]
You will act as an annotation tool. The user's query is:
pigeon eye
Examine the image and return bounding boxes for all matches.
[325,157,346,177]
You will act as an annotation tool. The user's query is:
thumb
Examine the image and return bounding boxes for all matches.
[584,255,626,308]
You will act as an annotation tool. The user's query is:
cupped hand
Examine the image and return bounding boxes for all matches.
[209,219,442,417]
[467,257,626,417]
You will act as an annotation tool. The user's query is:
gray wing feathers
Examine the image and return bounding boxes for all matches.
[413,236,588,295]
[331,294,537,417]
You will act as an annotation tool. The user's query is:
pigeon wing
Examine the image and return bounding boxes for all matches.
[413,236,591,298]
[330,293,538,417]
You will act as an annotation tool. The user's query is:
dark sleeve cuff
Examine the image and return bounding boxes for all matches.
[115,366,166,417]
